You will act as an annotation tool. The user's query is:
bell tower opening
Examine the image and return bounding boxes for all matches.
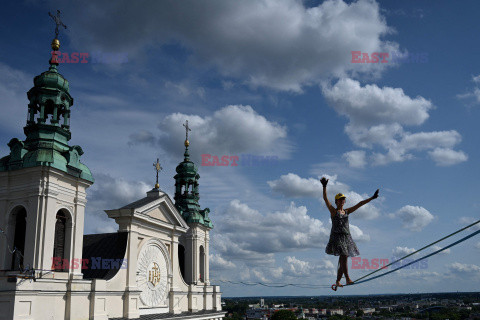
[178,244,186,281]
[199,245,205,283]
[8,207,27,271]
[53,210,67,271]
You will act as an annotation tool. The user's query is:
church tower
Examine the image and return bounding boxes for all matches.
[174,120,213,285]
[0,29,93,279]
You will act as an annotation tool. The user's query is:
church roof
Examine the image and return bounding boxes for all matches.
[109,310,227,320]
[81,231,128,280]
[120,190,164,209]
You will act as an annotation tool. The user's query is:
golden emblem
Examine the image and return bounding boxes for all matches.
[148,262,161,287]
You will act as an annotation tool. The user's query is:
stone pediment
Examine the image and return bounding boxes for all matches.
[105,188,189,232]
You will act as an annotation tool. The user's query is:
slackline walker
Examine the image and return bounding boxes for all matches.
[320,176,379,290]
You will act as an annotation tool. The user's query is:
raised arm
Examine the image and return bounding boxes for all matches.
[320,177,335,218]
[346,189,379,214]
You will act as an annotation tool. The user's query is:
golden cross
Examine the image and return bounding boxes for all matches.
[183,120,191,141]
[153,158,162,189]
[48,10,67,38]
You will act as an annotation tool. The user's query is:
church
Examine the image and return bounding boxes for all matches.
[0,21,225,320]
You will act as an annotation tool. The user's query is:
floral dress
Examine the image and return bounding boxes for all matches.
[325,210,360,257]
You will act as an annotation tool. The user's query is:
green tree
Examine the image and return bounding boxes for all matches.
[356,309,364,317]
[230,312,243,320]
[271,309,297,320]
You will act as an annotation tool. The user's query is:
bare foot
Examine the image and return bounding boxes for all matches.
[335,280,343,287]
[346,278,354,285]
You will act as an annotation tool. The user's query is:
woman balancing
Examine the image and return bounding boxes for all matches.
[320,177,379,288]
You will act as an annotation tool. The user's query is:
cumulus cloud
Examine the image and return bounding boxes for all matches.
[343,150,367,168]
[211,200,330,267]
[0,63,33,134]
[431,245,451,255]
[350,224,371,241]
[457,74,480,105]
[322,78,433,127]
[448,262,480,274]
[393,205,435,232]
[283,256,335,277]
[428,148,468,166]
[322,78,467,167]
[128,105,291,161]
[210,254,236,270]
[267,173,324,198]
[87,173,151,213]
[392,246,417,257]
[458,217,480,231]
[57,0,398,92]
[83,173,151,233]
[267,173,380,219]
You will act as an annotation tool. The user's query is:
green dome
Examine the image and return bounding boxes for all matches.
[33,64,69,92]
[175,160,198,175]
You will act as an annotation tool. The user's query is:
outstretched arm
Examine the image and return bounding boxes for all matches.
[346,189,379,214]
[320,177,335,218]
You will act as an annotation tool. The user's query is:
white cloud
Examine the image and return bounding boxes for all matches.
[448,262,480,273]
[210,254,236,270]
[457,74,480,104]
[475,242,480,250]
[350,224,371,241]
[428,148,468,166]
[94,225,117,234]
[211,200,330,267]
[128,105,291,161]
[322,78,433,127]
[284,256,313,276]
[85,173,151,234]
[59,0,398,92]
[267,173,323,198]
[283,256,335,277]
[0,63,33,134]
[392,246,416,257]
[394,205,435,232]
[458,217,480,231]
[343,150,367,168]
[322,78,467,167]
[87,173,151,212]
[431,245,450,255]
[267,173,380,219]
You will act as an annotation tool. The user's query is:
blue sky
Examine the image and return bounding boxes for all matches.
[1,0,479,297]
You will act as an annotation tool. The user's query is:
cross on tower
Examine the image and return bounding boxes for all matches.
[153,158,162,189]
[183,120,191,141]
[49,10,67,38]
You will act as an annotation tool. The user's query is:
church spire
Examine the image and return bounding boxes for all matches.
[0,11,93,182]
[174,120,212,228]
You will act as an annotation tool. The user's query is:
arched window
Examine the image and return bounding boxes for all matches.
[199,245,205,283]
[53,211,67,271]
[178,244,186,281]
[9,207,27,270]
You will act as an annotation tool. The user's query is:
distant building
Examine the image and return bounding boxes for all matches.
[362,308,375,315]
[327,309,343,315]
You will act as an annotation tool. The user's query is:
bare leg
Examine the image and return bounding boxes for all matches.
[336,257,343,287]
[341,255,354,284]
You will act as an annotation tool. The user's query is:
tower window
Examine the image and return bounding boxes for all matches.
[53,211,67,271]
[9,207,27,271]
[178,244,186,281]
[199,245,205,283]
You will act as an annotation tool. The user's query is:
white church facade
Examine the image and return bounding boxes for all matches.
[0,28,225,320]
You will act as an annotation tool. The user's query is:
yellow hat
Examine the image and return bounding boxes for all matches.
[335,193,346,200]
